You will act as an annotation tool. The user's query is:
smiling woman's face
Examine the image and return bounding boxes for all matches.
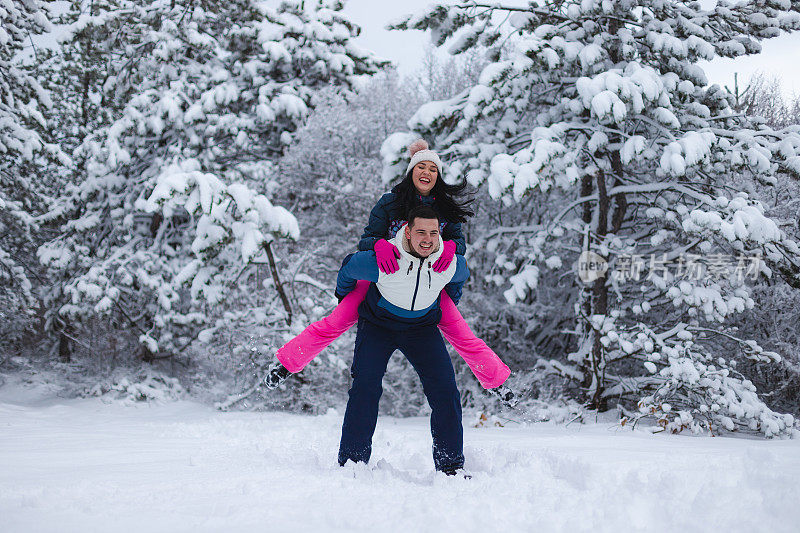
[411,161,438,196]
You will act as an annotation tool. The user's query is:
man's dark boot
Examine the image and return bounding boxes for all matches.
[442,467,472,479]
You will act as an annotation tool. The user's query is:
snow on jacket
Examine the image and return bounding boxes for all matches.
[358,192,466,255]
[337,225,470,330]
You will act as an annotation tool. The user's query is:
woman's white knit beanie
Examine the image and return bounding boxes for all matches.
[405,139,443,175]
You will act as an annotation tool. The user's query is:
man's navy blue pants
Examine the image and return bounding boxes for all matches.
[338,319,464,472]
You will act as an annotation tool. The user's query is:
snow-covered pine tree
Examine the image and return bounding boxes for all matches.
[0,0,68,351]
[387,0,800,436]
[37,0,127,154]
[39,0,385,362]
[35,0,168,361]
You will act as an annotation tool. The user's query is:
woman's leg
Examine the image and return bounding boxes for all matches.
[437,292,511,389]
[276,281,369,373]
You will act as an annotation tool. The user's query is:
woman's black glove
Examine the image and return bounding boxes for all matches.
[264,361,291,389]
[490,384,518,408]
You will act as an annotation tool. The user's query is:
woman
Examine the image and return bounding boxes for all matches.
[267,140,513,401]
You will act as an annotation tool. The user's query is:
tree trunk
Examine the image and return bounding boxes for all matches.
[58,331,71,363]
[590,169,610,411]
[141,345,155,363]
[264,240,292,325]
[578,173,595,395]
[610,149,627,234]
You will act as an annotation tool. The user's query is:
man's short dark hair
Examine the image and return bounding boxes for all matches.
[407,206,439,228]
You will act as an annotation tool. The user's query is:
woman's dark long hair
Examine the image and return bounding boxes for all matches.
[391,169,475,223]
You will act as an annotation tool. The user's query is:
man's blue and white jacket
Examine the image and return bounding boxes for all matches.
[336,225,470,330]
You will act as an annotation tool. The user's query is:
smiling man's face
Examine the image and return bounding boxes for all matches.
[404,217,440,258]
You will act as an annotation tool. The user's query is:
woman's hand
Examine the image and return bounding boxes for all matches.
[432,240,456,272]
[374,239,401,274]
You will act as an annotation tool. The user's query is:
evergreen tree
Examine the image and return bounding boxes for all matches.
[38,0,126,154]
[387,0,800,436]
[39,0,386,362]
[1,0,67,351]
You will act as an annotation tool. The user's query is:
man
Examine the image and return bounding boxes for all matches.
[264,205,500,474]
[332,205,470,475]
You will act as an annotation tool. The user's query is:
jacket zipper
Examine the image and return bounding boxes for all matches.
[410,258,424,311]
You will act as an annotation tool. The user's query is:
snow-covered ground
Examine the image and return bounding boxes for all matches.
[2,380,800,533]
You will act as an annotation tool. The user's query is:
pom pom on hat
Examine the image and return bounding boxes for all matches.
[406,138,443,175]
[408,139,429,157]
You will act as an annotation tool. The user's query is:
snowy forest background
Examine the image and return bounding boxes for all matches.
[3,0,800,438]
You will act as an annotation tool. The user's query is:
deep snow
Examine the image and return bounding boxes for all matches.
[1,380,800,533]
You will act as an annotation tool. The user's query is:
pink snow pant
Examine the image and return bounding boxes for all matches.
[275,281,511,389]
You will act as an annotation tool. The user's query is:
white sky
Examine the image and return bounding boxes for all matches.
[342,0,800,99]
[28,0,800,99]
